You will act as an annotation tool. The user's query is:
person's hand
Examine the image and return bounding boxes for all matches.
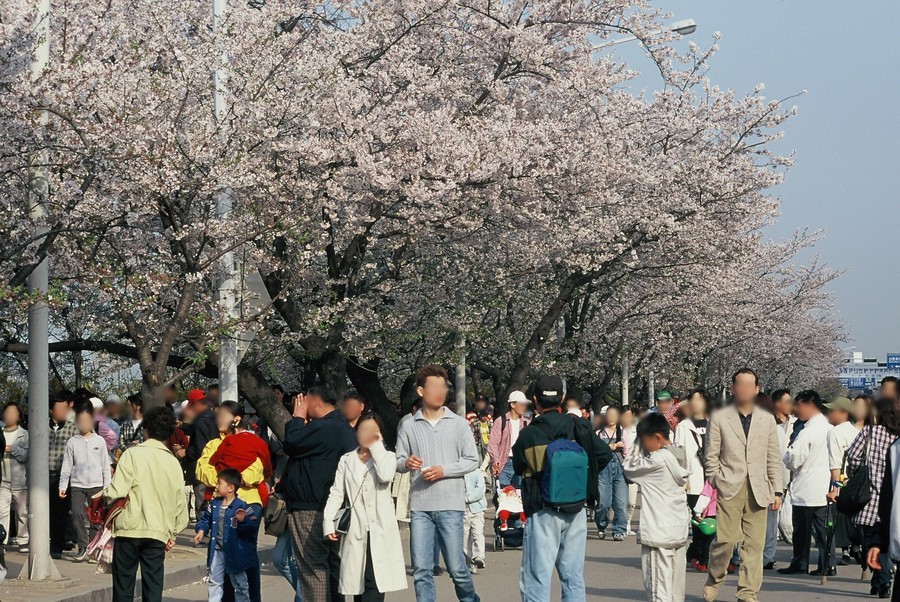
[59,489,67,499]
[868,547,882,570]
[770,496,782,512]
[175,448,186,458]
[491,462,502,476]
[165,539,176,552]
[405,455,424,471]
[293,394,308,420]
[4,446,10,453]
[235,508,247,523]
[826,489,839,503]
[422,466,444,481]
[193,531,204,546]
[609,443,618,451]
[326,533,339,542]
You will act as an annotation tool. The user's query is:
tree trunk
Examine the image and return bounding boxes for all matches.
[237,364,291,441]
[346,356,400,447]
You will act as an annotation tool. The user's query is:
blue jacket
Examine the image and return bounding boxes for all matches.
[195,496,259,574]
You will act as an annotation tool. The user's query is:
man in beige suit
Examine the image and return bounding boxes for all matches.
[704,368,783,602]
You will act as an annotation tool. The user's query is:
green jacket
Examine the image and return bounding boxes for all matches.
[512,410,612,517]
[105,439,188,544]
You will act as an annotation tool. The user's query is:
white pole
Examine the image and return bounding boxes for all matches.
[648,369,655,407]
[23,0,61,581]
[455,340,467,418]
[213,0,238,402]
[621,356,629,406]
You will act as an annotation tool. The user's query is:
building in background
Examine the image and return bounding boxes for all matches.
[838,352,900,394]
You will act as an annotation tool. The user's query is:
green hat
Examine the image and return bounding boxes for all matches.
[691,517,717,536]
[655,390,673,401]
[824,396,854,414]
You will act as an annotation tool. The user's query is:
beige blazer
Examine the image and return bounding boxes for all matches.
[705,405,782,508]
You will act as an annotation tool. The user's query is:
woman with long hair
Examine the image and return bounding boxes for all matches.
[756,393,789,571]
[675,389,713,571]
[594,404,629,541]
[849,397,900,598]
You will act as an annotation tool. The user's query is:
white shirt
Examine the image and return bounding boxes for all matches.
[827,421,861,471]
[784,413,833,506]
[508,419,521,457]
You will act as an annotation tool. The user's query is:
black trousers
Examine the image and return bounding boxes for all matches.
[861,525,892,591]
[49,472,70,554]
[353,536,384,602]
[112,537,166,602]
[790,505,834,572]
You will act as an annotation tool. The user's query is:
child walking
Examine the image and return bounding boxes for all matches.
[59,401,111,561]
[0,402,29,552]
[193,468,259,602]
[622,413,692,602]
[463,469,487,572]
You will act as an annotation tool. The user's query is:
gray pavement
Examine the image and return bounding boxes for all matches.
[164,522,876,601]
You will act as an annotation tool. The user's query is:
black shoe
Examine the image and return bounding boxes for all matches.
[878,587,891,599]
[808,567,836,577]
[432,566,443,576]
[50,551,62,560]
[777,566,807,575]
[764,561,776,570]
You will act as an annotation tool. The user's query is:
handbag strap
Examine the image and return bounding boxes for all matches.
[347,467,368,507]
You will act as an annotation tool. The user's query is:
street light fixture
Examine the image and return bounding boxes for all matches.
[594,18,698,49]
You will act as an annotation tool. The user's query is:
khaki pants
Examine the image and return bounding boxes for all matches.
[642,544,686,601]
[705,481,767,601]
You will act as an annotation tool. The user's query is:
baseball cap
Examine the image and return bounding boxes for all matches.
[508,391,530,405]
[532,375,564,402]
[187,388,206,405]
[655,390,673,402]
[89,396,104,410]
[825,396,854,414]
[599,405,610,415]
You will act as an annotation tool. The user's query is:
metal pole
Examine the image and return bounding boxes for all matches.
[621,356,629,406]
[213,0,238,402]
[23,0,60,580]
[648,369,655,407]
[455,340,467,418]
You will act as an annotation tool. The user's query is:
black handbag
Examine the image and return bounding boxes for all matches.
[836,428,872,516]
[333,472,367,535]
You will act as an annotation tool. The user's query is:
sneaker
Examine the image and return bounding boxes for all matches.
[50,552,63,560]
[432,566,443,577]
[698,564,707,573]
[763,561,776,570]
[878,587,891,599]
[468,564,477,574]
[598,531,607,540]
[87,556,98,564]
[73,547,87,562]
[727,563,736,575]
[613,533,626,542]
[626,530,636,537]
[690,559,702,572]
[499,521,508,532]
[474,557,485,570]
[18,544,28,553]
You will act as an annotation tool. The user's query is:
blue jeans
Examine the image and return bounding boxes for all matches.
[273,531,301,602]
[595,460,627,536]
[208,548,250,602]
[410,510,479,602]
[520,508,587,602]
[764,508,778,564]
[498,458,521,489]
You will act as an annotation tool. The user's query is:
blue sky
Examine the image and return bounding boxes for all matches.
[613,1,900,360]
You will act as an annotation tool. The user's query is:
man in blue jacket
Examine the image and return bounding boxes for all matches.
[283,384,357,602]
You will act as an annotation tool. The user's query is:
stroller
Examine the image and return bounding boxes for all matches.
[492,484,525,551]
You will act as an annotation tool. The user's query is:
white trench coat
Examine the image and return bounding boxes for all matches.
[323,441,408,595]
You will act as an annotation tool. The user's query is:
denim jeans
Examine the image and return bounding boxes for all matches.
[595,460,627,536]
[498,458,521,489]
[520,507,587,602]
[273,531,302,602]
[862,524,892,590]
[208,548,250,602]
[410,510,479,602]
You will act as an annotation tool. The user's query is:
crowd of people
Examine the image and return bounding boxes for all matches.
[3,371,900,601]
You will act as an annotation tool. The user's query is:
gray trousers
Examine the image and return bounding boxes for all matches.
[71,486,102,549]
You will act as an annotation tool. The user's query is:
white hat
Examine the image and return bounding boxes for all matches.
[508,391,530,405]
[89,397,104,410]
[599,405,610,414]
[105,393,122,405]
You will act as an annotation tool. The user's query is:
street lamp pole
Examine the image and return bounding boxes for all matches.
[594,18,697,49]
[621,356,629,406]
[213,0,239,403]
[23,0,61,581]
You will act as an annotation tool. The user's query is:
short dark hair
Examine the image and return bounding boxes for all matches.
[732,368,759,386]
[307,384,338,406]
[73,387,94,399]
[415,364,448,389]
[218,400,243,417]
[795,389,824,411]
[343,392,366,406]
[73,399,94,417]
[142,406,176,441]
[636,413,670,440]
[1,402,22,422]
[771,388,791,402]
[206,384,220,392]
[52,390,73,407]
[217,468,242,489]
[356,412,385,433]
[756,393,776,419]
[882,376,899,387]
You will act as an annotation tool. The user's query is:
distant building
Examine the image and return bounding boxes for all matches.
[838,352,900,393]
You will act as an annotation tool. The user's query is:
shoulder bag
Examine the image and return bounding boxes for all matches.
[836,427,872,516]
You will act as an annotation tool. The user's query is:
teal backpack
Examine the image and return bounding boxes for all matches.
[538,421,589,513]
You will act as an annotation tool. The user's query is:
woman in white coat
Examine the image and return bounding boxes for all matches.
[324,413,407,601]
[673,389,712,570]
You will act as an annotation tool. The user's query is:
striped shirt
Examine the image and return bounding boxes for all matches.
[396,408,479,512]
[847,424,897,527]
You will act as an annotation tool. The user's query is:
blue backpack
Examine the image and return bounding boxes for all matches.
[539,424,589,513]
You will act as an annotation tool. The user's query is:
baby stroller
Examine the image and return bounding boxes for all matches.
[492,484,525,551]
